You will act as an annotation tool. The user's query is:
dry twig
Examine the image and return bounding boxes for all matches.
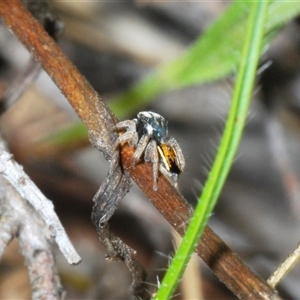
[268,242,300,288]
[0,145,81,265]
[0,135,66,298]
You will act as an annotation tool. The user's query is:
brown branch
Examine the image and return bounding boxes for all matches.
[0,1,280,299]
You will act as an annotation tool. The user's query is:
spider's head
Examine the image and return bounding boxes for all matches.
[136,111,168,144]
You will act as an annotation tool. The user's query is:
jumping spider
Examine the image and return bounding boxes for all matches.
[114,111,185,190]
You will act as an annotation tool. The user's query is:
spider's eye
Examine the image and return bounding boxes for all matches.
[138,112,151,123]
[140,115,149,123]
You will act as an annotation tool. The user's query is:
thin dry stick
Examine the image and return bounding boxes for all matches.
[0,146,81,265]
[268,242,300,288]
[0,177,64,299]
[0,135,64,298]
[0,1,281,299]
[0,1,63,116]
[0,57,41,115]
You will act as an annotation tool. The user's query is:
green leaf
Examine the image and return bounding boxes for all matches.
[42,1,300,156]
[109,0,300,119]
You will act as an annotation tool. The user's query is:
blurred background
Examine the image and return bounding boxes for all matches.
[1,1,300,299]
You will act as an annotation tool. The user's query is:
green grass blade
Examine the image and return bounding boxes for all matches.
[154,1,269,299]
[109,1,300,119]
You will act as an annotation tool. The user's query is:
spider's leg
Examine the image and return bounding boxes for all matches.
[132,134,150,167]
[159,165,178,188]
[112,119,136,131]
[145,140,159,191]
[114,131,138,150]
[168,137,185,171]
[113,119,138,149]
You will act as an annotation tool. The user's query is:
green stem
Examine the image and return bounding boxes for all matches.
[154,1,269,299]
